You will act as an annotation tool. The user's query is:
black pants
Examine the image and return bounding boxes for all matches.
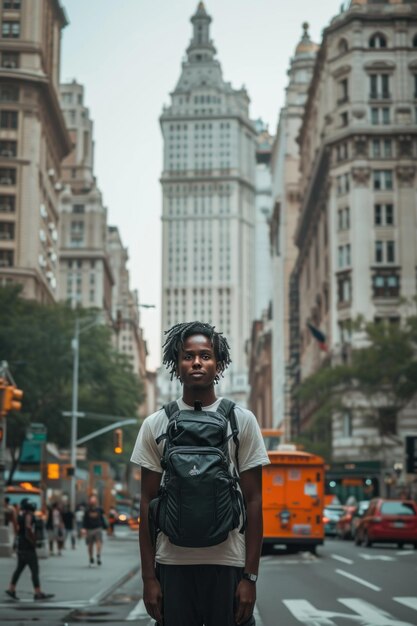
[155,564,256,626]
[11,549,40,589]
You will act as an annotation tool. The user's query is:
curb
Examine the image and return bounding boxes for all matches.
[89,563,140,605]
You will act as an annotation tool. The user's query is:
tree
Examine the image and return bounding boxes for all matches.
[0,285,144,479]
[294,315,417,461]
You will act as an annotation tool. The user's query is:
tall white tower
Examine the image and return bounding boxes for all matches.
[159,2,256,405]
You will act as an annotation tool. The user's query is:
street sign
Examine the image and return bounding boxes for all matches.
[405,436,417,474]
[59,447,87,461]
[26,431,46,442]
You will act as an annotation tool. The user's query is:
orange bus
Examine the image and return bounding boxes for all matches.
[262,448,325,554]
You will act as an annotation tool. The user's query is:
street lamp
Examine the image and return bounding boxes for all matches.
[69,314,101,512]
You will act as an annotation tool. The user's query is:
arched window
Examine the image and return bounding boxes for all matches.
[413,34,417,48]
[338,38,348,54]
[369,33,387,49]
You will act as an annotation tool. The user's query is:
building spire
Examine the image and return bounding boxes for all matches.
[187,2,216,63]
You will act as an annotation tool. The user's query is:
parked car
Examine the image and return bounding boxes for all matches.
[355,499,417,548]
[336,505,358,540]
[323,504,345,536]
[350,500,370,541]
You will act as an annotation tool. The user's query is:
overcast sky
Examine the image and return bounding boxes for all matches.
[61,0,343,370]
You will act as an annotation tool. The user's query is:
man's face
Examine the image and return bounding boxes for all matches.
[89,496,97,508]
[177,334,218,389]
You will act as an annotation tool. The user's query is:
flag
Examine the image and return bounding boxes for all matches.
[307,323,328,352]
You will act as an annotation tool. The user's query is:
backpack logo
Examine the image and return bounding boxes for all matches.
[189,465,200,476]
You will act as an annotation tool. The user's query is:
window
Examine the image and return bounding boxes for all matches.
[0,110,17,129]
[3,0,21,8]
[70,220,84,247]
[72,204,85,214]
[374,203,394,226]
[378,408,396,436]
[0,249,13,267]
[340,111,348,127]
[370,74,390,99]
[372,270,400,298]
[0,140,16,157]
[371,107,390,125]
[2,21,20,38]
[1,51,19,68]
[0,221,14,240]
[369,33,387,48]
[0,167,16,185]
[0,85,19,102]
[337,272,351,305]
[338,244,351,269]
[373,170,393,190]
[338,78,349,104]
[342,411,353,437]
[0,194,15,212]
[375,240,395,264]
[336,173,350,195]
[338,38,348,54]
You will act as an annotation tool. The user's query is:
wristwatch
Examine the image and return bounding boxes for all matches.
[242,572,258,583]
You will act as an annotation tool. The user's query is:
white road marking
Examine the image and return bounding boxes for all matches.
[394,597,417,611]
[395,550,415,556]
[335,568,381,591]
[359,553,395,561]
[284,598,416,626]
[127,598,148,621]
[253,603,267,626]
[331,554,354,564]
[339,599,414,625]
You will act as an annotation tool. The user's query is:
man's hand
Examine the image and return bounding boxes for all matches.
[235,579,256,625]
[143,576,163,624]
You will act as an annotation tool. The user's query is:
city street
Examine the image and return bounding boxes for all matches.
[0,530,416,625]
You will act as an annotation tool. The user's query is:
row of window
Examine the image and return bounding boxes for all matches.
[337,169,394,195]
[337,203,394,230]
[338,32,417,52]
[337,240,396,269]
[337,269,401,306]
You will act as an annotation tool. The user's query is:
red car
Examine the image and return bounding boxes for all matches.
[336,505,358,540]
[355,499,417,548]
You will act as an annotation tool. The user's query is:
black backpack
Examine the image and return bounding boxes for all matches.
[149,398,246,548]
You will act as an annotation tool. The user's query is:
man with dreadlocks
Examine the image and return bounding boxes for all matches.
[131,321,269,626]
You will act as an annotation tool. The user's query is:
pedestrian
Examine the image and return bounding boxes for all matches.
[81,495,107,566]
[131,321,270,626]
[46,502,64,556]
[5,498,54,601]
[108,507,117,536]
[75,504,85,539]
[62,505,76,549]
[4,496,18,547]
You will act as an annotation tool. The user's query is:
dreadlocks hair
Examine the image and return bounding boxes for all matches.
[162,321,232,384]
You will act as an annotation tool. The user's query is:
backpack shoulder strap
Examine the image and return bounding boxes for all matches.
[218,398,241,475]
[155,401,179,445]
[163,400,179,419]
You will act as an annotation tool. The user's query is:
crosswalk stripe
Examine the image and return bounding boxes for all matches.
[393,597,417,611]
[127,599,148,621]
[331,554,353,564]
[335,568,381,591]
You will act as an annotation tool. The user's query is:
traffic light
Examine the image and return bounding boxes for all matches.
[114,428,123,454]
[2,383,23,414]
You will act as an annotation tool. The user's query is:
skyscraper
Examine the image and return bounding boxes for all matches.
[159,2,256,404]
[0,0,71,302]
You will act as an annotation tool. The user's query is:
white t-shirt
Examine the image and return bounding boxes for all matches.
[130,397,270,566]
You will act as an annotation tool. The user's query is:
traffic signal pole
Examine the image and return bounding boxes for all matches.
[0,361,23,557]
[69,318,80,514]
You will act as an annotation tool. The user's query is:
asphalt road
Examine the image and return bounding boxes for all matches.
[1,529,416,625]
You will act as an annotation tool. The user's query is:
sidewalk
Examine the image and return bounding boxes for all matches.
[0,532,140,608]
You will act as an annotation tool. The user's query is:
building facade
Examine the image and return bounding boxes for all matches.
[295,0,417,468]
[58,81,113,316]
[0,0,71,302]
[159,2,256,405]
[269,25,318,436]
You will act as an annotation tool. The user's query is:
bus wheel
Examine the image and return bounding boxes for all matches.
[261,543,273,556]
[308,545,317,555]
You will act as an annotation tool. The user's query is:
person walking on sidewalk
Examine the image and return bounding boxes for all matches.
[131,321,270,626]
[82,495,107,566]
[62,505,76,549]
[46,501,64,556]
[5,498,54,601]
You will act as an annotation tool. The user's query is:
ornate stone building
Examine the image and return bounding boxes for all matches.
[294,0,417,470]
[269,24,318,436]
[0,0,71,302]
[159,2,256,405]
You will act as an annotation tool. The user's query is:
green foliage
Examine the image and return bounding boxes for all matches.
[0,285,144,467]
[295,314,417,457]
